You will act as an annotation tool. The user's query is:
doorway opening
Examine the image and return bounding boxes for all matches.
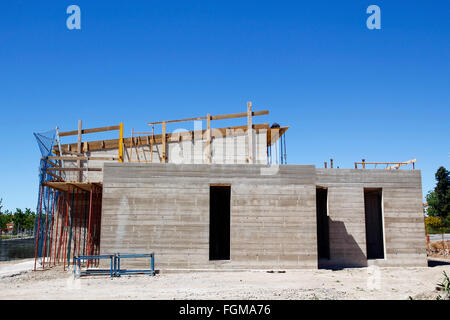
[364,188,385,259]
[316,187,330,260]
[209,185,231,260]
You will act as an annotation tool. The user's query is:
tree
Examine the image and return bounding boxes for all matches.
[427,166,450,224]
[23,208,36,231]
[0,206,14,231]
[11,208,36,233]
[0,198,13,230]
[12,208,26,233]
[426,191,439,217]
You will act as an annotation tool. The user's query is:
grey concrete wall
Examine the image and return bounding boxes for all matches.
[100,163,317,270]
[316,169,427,268]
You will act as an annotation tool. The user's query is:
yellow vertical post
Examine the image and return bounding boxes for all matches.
[118,123,124,162]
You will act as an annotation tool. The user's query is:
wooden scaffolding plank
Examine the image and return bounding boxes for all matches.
[147,110,269,125]
[247,102,253,164]
[59,125,121,137]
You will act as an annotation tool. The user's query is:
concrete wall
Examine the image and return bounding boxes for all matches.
[99,164,427,270]
[316,169,427,268]
[100,163,317,270]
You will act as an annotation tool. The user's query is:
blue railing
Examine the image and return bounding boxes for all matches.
[73,253,155,278]
[115,253,155,276]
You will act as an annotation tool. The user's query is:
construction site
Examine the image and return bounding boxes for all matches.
[0,102,448,301]
[29,102,429,274]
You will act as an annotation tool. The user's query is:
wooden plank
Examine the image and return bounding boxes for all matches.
[60,150,84,156]
[43,182,103,193]
[147,110,269,125]
[46,159,59,168]
[59,125,120,137]
[386,159,417,170]
[48,156,118,161]
[206,114,211,164]
[150,127,154,163]
[162,122,166,163]
[46,171,64,181]
[77,120,82,182]
[247,102,253,164]
[211,110,268,121]
[47,167,102,172]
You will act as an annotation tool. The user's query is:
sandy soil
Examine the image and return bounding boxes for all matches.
[0,259,449,300]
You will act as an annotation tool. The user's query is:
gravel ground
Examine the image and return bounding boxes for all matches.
[0,259,449,300]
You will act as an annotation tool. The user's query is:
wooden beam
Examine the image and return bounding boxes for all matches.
[77,120,82,182]
[162,122,166,163]
[247,102,253,164]
[47,167,102,172]
[353,159,417,170]
[68,183,91,192]
[147,110,269,125]
[61,150,84,156]
[386,159,417,170]
[46,159,59,168]
[48,156,118,161]
[59,125,121,137]
[211,110,268,121]
[150,127,154,163]
[206,114,211,163]
[46,171,64,181]
[147,116,207,125]
[267,127,289,146]
[43,182,103,193]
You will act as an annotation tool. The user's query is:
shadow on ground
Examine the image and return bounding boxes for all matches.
[428,259,450,267]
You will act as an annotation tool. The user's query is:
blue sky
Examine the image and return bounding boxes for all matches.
[0,1,448,211]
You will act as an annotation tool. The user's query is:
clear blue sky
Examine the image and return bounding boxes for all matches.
[0,1,448,211]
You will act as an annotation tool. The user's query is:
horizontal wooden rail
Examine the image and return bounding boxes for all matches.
[47,156,118,161]
[147,110,269,125]
[46,171,64,181]
[354,159,416,169]
[59,125,121,137]
[47,167,102,172]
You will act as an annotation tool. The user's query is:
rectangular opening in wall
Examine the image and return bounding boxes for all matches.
[364,188,385,259]
[316,187,330,260]
[209,185,231,260]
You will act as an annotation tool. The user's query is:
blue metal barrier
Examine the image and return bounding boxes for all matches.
[73,254,115,278]
[114,253,155,276]
[73,253,155,278]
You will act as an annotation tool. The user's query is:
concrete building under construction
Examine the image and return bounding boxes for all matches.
[32,103,427,272]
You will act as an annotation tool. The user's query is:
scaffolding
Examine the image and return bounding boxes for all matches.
[32,124,114,271]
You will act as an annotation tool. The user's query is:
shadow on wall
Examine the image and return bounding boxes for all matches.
[318,219,367,270]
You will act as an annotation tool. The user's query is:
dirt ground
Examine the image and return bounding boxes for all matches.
[0,258,449,300]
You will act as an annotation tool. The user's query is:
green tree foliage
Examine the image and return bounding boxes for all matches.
[0,198,14,230]
[12,208,36,233]
[0,198,35,232]
[23,208,36,231]
[426,191,439,217]
[426,166,450,225]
